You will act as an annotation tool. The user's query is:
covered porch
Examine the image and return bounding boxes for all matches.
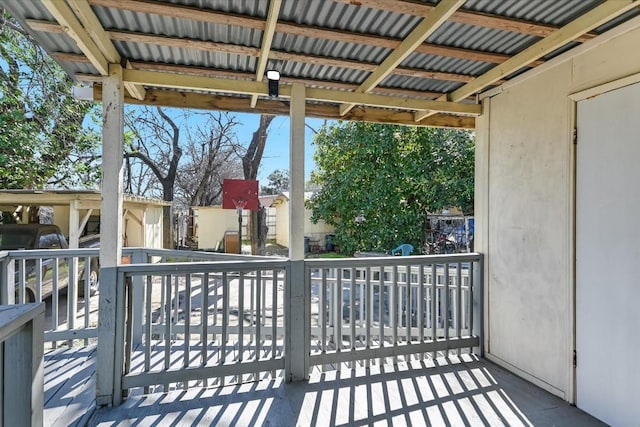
[2,0,640,426]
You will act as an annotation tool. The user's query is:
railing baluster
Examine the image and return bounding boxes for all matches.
[456,261,462,355]
[255,270,262,381]
[271,268,277,378]
[418,264,424,360]
[335,268,342,373]
[238,271,245,381]
[431,263,437,359]
[144,275,152,394]
[444,263,450,357]
[35,258,42,303]
[391,265,397,365]
[469,261,475,353]
[51,261,59,348]
[83,256,91,347]
[183,274,191,389]
[320,269,327,371]
[221,272,229,386]
[163,274,172,392]
[16,260,23,304]
[202,272,209,387]
[405,264,412,362]
[365,266,372,368]
[378,267,384,366]
[349,267,356,369]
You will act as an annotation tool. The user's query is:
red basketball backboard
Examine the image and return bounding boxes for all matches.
[222,179,259,211]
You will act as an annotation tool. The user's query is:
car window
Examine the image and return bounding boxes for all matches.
[0,230,36,250]
[39,232,63,249]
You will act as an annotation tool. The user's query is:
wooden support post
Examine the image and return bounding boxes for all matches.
[97,63,125,406]
[286,83,308,381]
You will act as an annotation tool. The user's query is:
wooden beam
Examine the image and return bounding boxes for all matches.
[250,0,282,108]
[414,0,640,121]
[92,85,476,128]
[64,0,146,100]
[84,0,529,65]
[122,69,481,115]
[41,0,109,75]
[340,0,464,116]
[124,60,147,101]
[333,0,597,42]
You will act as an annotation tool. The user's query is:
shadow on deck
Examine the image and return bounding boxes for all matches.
[75,354,605,427]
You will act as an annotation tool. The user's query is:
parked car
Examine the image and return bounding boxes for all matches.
[0,224,99,302]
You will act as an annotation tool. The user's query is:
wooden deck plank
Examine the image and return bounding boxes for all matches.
[89,354,606,426]
[44,345,97,427]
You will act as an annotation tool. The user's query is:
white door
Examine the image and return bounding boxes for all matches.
[576,82,640,426]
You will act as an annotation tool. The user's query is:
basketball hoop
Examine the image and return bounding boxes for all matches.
[232,198,247,215]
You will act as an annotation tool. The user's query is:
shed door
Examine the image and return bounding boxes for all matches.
[576,82,640,425]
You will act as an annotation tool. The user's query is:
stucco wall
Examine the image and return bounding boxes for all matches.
[478,20,640,400]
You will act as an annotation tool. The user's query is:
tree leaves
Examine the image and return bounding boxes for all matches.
[307,122,474,255]
[0,11,99,189]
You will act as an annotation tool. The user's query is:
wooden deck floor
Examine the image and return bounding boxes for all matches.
[85,353,605,427]
[44,345,97,427]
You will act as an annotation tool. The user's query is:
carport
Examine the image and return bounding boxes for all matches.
[0,189,166,248]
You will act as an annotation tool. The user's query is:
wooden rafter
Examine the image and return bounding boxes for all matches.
[250,0,282,108]
[413,0,640,121]
[92,85,475,129]
[41,1,145,100]
[333,0,597,42]
[29,20,485,84]
[41,0,108,75]
[339,0,464,116]
[121,69,481,115]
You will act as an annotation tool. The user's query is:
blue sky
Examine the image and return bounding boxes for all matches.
[234,114,331,183]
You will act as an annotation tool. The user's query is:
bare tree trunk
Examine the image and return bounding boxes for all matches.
[242,114,274,254]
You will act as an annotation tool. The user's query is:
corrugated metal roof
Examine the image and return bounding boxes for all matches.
[2,0,639,126]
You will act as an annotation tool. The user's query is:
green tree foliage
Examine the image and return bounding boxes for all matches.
[0,12,99,189]
[307,122,474,255]
[261,169,289,195]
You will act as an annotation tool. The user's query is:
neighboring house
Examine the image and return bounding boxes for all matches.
[272,192,335,249]
[0,190,166,249]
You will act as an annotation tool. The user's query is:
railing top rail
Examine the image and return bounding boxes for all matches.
[5,248,100,259]
[0,303,45,342]
[118,259,290,275]
[304,252,482,269]
[125,247,281,261]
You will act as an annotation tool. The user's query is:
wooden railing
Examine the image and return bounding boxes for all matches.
[0,303,45,427]
[113,259,289,402]
[1,249,484,407]
[0,247,272,346]
[306,253,483,369]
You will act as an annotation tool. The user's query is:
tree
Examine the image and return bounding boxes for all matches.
[241,114,275,255]
[0,11,100,189]
[261,169,289,195]
[307,122,474,255]
[124,107,182,248]
[176,111,242,207]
